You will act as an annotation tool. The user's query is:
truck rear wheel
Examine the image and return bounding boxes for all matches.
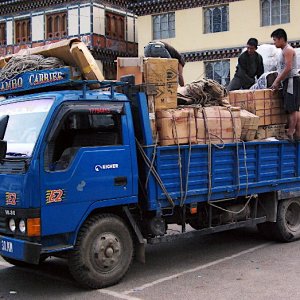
[69,214,133,289]
[258,198,300,242]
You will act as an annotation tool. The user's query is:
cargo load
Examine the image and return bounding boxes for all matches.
[229,89,287,126]
[156,107,196,146]
[116,57,144,84]
[256,124,287,140]
[195,106,241,144]
[240,109,260,141]
[144,58,178,111]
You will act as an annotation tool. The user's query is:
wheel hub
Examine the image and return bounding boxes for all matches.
[92,233,121,272]
[285,202,300,232]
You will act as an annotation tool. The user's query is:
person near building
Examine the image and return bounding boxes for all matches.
[144,41,185,86]
[227,38,264,91]
[270,28,300,141]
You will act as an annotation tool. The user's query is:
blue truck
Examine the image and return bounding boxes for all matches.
[0,67,300,289]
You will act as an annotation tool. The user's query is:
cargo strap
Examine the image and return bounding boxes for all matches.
[171,112,193,207]
[205,106,254,215]
[136,138,175,207]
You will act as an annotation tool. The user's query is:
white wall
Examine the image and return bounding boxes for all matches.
[32,14,44,41]
[68,8,79,36]
[127,15,135,42]
[93,5,105,35]
[80,6,91,34]
[6,20,13,45]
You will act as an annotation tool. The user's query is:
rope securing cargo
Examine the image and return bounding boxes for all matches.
[0,55,65,80]
[177,78,227,106]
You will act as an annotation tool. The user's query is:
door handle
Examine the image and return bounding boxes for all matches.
[114,176,127,186]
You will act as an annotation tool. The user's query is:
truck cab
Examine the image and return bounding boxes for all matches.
[0,84,139,287]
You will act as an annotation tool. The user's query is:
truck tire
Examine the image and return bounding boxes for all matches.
[69,214,133,289]
[258,198,300,242]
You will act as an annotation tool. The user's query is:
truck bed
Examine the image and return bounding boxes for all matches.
[135,92,300,211]
[145,141,300,211]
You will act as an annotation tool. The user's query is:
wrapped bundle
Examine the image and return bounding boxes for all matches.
[156,107,196,146]
[195,106,241,144]
[229,89,287,126]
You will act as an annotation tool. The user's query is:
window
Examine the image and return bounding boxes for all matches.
[204,5,228,33]
[152,12,175,40]
[46,103,123,171]
[15,18,31,44]
[261,0,290,26]
[0,99,53,157]
[105,12,125,40]
[0,22,6,45]
[205,60,230,86]
[46,12,67,39]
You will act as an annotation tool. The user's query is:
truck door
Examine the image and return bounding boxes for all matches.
[39,102,134,235]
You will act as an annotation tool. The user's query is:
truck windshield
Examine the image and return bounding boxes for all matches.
[0,99,53,157]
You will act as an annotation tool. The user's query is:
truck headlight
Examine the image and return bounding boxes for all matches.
[8,218,16,232]
[19,219,26,233]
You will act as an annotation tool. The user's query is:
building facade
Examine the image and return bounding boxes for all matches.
[0,0,138,79]
[130,0,300,85]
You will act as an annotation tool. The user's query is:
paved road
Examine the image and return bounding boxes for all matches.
[1,227,300,300]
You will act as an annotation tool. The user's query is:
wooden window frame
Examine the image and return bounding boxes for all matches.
[203,5,229,34]
[105,11,125,41]
[152,12,175,40]
[261,0,290,26]
[0,22,6,45]
[46,12,67,39]
[15,18,31,44]
[204,60,230,86]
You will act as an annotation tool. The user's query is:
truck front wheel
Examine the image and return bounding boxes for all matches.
[69,214,133,289]
[258,198,300,242]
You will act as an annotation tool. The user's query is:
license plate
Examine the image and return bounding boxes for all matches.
[1,239,13,253]
[0,236,41,264]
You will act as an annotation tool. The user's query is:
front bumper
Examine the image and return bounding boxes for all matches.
[0,235,41,264]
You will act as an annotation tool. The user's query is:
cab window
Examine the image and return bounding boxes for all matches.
[45,106,123,171]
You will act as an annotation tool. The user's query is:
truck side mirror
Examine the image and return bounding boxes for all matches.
[0,140,7,160]
[0,115,9,140]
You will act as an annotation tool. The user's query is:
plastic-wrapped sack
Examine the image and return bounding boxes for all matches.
[250,71,278,90]
[256,44,281,73]
[295,48,300,69]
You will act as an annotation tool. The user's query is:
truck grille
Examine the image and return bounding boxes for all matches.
[0,215,6,233]
[0,160,28,174]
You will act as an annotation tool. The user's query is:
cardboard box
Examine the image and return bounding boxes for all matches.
[240,109,260,141]
[117,57,143,84]
[156,107,196,146]
[228,89,287,126]
[144,58,178,111]
[70,42,104,83]
[256,124,287,139]
[195,106,241,144]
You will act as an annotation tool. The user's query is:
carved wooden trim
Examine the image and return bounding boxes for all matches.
[129,0,242,16]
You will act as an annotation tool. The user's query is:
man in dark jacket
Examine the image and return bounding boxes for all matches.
[227,38,264,91]
[144,41,185,86]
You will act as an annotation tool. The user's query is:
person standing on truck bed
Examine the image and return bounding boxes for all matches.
[227,38,264,91]
[144,41,185,87]
[270,28,300,141]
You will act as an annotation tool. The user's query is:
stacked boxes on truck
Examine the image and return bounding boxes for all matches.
[229,89,287,139]
[117,57,288,144]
